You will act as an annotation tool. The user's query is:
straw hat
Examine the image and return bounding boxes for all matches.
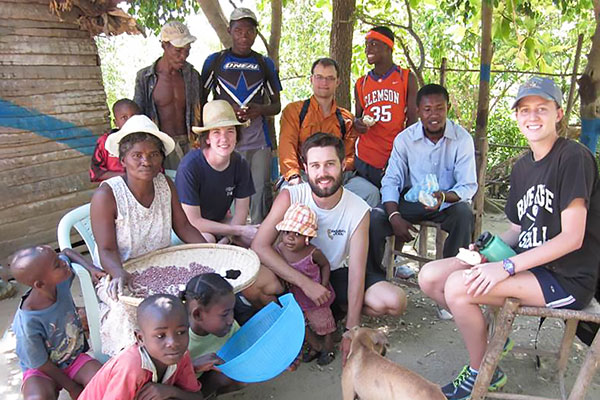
[105,115,176,157]
[275,203,318,237]
[192,100,248,134]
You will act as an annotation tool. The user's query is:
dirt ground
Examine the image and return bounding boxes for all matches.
[1,213,599,399]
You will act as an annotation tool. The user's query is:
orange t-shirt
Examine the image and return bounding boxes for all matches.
[355,65,409,169]
[279,96,356,180]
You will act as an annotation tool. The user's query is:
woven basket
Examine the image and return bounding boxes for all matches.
[119,243,260,307]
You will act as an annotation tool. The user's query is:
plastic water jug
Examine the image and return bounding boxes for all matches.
[475,231,516,262]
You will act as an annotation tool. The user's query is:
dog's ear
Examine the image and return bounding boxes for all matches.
[372,329,389,348]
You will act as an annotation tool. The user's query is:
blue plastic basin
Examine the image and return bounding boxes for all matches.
[217,293,305,383]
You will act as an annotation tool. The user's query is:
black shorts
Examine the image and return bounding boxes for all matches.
[329,267,386,306]
[530,266,590,309]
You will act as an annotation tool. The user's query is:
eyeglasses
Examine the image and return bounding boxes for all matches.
[312,75,337,83]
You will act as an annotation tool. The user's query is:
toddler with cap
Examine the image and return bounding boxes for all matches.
[275,203,336,366]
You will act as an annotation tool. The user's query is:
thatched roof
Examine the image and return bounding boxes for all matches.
[49,0,143,36]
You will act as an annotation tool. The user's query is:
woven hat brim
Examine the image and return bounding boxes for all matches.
[275,220,317,237]
[192,119,249,134]
[105,125,176,157]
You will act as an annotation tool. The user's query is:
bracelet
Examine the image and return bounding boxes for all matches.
[388,211,400,222]
[440,191,446,205]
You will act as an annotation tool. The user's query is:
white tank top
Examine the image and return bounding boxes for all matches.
[284,183,370,271]
[94,174,172,265]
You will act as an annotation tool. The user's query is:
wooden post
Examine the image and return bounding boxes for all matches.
[471,298,519,400]
[565,34,584,124]
[567,327,600,400]
[472,0,494,238]
[440,57,447,87]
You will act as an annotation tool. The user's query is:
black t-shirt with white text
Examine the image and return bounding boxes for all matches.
[505,138,600,303]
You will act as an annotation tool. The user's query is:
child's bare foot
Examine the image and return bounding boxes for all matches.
[316,350,335,366]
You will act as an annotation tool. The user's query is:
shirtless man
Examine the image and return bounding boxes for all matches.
[134,21,202,170]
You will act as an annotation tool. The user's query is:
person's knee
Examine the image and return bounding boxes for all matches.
[387,285,407,316]
[444,270,469,307]
[364,282,406,316]
[24,395,53,400]
[22,380,56,400]
[418,261,441,295]
[364,186,380,208]
[258,267,284,295]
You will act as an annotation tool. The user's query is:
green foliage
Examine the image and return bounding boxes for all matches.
[111,0,594,176]
[486,106,528,168]
[271,0,332,104]
[355,0,594,173]
[95,37,128,123]
[128,0,199,35]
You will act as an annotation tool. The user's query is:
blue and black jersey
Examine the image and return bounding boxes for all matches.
[202,50,282,151]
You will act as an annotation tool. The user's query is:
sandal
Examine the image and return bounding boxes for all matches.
[317,351,335,366]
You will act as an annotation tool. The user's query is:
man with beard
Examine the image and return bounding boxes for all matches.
[252,133,406,366]
[369,84,477,280]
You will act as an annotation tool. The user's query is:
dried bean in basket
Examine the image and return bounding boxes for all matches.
[130,262,214,297]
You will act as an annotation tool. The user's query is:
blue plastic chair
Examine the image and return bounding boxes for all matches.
[57,203,109,363]
[164,169,177,180]
[57,203,183,363]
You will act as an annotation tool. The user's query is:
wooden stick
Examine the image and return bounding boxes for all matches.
[565,34,585,124]
[471,297,519,400]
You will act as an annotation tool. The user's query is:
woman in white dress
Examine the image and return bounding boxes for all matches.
[90,115,206,355]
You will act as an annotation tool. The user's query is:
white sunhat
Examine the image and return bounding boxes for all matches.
[192,100,248,134]
[105,115,176,157]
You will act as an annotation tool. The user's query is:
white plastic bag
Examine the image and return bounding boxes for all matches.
[404,173,439,206]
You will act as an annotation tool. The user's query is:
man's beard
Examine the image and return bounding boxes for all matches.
[308,172,343,198]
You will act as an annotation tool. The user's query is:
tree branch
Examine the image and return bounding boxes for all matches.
[197,0,231,48]
[357,11,425,85]
[268,0,282,67]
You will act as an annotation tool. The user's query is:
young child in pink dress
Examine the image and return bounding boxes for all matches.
[275,203,336,365]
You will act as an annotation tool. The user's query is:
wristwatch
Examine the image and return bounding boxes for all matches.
[502,258,516,276]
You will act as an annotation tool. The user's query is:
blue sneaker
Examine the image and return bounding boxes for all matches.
[442,365,507,399]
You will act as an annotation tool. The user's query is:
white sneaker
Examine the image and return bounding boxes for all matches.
[394,264,415,279]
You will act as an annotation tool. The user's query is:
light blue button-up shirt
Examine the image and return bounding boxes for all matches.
[380,119,478,211]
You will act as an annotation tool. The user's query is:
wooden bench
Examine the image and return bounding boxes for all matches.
[472,297,600,400]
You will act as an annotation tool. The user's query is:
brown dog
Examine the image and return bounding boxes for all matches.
[341,327,446,400]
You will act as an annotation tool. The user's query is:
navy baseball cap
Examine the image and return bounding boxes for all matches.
[512,76,563,109]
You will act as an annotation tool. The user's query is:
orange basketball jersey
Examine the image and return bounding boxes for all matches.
[355,65,409,169]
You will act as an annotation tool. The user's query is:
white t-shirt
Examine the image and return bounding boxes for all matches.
[284,183,370,271]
